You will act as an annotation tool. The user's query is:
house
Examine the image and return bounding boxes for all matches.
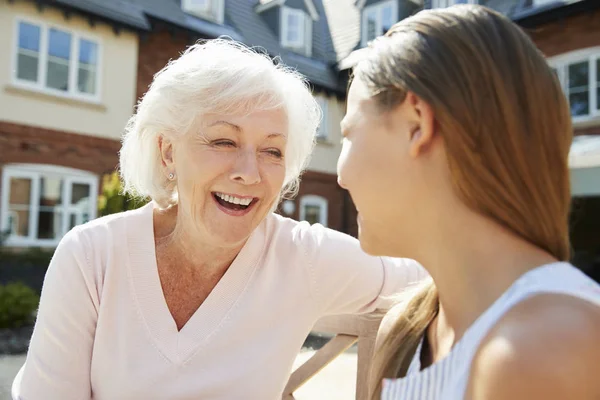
[513,0,600,280]
[0,0,143,248]
[0,0,370,249]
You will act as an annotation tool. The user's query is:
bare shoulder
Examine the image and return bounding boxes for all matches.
[467,293,600,400]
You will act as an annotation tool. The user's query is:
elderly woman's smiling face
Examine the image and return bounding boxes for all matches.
[160,108,287,247]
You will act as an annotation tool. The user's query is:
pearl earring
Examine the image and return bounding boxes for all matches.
[168,172,175,180]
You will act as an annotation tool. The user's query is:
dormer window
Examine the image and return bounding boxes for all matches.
[361,0,398,46]
[431,0,478,8]
[281,7,312,56]
[182,0,225,24]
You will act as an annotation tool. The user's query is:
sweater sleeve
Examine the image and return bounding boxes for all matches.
[300,223,428,316]
[12,228,99,400]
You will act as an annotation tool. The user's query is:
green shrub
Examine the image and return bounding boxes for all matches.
[0,248,54,267]
[98,172,149,216]
[0,282,40,329]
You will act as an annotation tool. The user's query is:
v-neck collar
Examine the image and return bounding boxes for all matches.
[126,202,266,364]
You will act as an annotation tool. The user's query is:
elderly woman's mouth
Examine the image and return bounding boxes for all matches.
[213,192,258,212]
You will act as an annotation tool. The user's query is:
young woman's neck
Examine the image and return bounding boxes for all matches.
[414,204,557,347]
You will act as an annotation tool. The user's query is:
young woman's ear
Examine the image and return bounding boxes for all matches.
[404,92,436,158]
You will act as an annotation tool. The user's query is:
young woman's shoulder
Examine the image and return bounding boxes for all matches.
[467,293,600,400]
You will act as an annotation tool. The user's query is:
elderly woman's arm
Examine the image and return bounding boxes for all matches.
[12,228,98,400]
[298,223,428,316]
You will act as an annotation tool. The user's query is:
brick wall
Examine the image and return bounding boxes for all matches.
[523,8,600,137]
[0,121,120,177]
[137,27,194,102]
[524,8,600,58]
[279,170,358,237]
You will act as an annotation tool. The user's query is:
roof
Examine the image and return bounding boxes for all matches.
[512,0,600,27]
[43,0,343,92]
[322,0,361,62]
[47,0,151,31]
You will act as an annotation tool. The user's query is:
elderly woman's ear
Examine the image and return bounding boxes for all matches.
[158,135,175,176]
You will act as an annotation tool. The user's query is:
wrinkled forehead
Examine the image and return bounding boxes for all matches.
[199,108,289,139]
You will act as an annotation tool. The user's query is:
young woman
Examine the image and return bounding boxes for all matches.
[337,5,600,400]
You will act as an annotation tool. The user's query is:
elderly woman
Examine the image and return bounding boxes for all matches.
[12,39,426,400]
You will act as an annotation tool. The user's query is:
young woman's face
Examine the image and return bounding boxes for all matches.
[337,77,442,257]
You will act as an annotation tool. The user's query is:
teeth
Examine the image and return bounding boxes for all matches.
[216,193,253,206]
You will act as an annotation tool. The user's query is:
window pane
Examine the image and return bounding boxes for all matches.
[69,213,77,230]
[48,28,71,59]
[78,68,96,94]
[71,183,91,205]
[78,39,98,66]
[570,92,590,116]
[287,14,301,43]
[8,177,32,237]
[39,176,63,207]
[568,61,589,116]
[597,59,600,111]
[366,9,377,41]
[7,208,29,237]
[381,5,394,35]
[17,22,40,83]
[18,22,40,52]
[568,61,589,87]
[9,177,32,205]
[304,205,321,225]
[191,0,210,10]
[288,14,299,29]
[47,61,69,91]
[46,29,71,91]
[37,210,62,239]
[17,53,39,82]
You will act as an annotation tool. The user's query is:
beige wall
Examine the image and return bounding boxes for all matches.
[0,1,138,140]
[308,94,345,175]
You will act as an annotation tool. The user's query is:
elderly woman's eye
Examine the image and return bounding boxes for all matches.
[266,149,283,158]
[213,140,236,147]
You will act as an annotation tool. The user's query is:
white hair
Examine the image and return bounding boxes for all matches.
[119,38,321,208]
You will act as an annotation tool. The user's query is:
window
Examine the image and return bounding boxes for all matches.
[316,96,328,140]
[281,7,312,56]
[549,48,600,122]
[431,0,478,8]
[1,165,98,247]
[533,0,556,5]
[182,0,225,24]
[362,0,398,46]
[299,195,328,226]
[13,19,100,100]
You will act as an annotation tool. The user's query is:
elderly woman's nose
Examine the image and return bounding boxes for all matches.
[230,150,261,184]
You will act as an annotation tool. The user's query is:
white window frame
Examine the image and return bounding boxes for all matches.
[361,0,398,47]
[281,7,312,56]
[431,0,477,8]
[299,195,328,226]
[0,164,98,248]
[181,0,225,24]
[316,95,329,140]
[11,16,103,103]
[548,47,600,124]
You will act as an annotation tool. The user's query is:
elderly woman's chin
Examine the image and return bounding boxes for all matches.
[196,193,275,246]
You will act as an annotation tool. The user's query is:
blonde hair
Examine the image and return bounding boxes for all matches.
[354,6,573,398]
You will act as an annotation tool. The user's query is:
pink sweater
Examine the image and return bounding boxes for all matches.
[12,202,426,400]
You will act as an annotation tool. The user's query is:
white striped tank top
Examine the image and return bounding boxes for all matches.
[381,262,600,400]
